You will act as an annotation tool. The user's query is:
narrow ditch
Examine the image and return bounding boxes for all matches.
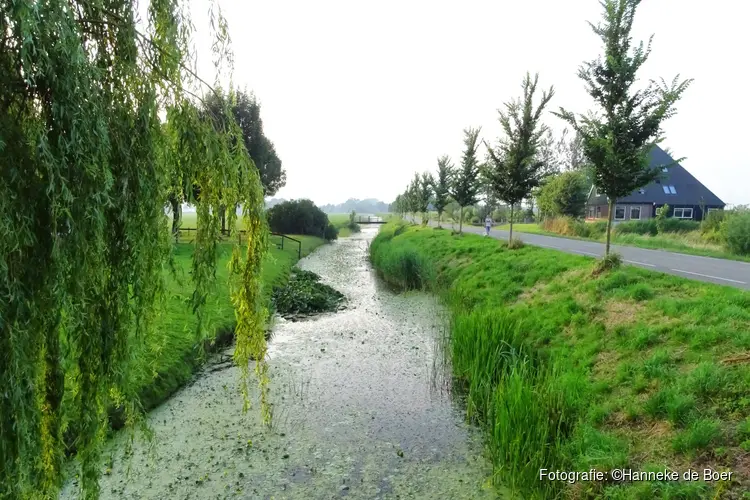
[62,226,494,499]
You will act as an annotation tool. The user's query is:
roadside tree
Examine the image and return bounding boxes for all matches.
[433,156,453,227]
[449,128,483,234]
[554,0,692,256]
[485,72,555,243]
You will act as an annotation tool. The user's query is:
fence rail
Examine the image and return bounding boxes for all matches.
[173,228,302,259]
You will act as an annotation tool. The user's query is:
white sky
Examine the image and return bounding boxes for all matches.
[191,0,749,207]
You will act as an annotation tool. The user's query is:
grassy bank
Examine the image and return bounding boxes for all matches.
[370,222,750,499]
[126,234,326,414]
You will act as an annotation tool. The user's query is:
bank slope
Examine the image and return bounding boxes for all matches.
[369,222,750,499]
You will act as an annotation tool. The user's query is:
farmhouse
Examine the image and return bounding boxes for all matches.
[585,145,725,222]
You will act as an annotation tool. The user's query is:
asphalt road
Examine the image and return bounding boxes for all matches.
[422,220,750,290]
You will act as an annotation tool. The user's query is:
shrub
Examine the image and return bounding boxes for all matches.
[536,171,588,218]
[323,223,338,241]
[614,219,658,236]
[655,203,670,233]
[701,209,725,235]
[657,218,700,234]
[723,210,750,255]
[541,216,607,239]
[267,199,332,238]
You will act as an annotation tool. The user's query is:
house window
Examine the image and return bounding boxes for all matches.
[614,206,626,220]
[596,206,601,218]
[638,188,646,195]
[707,208,722,214]
[673,208,693,219]
[630,207,641,220]
[669,185,677,194]
[662,167,668,173]
[662,185,670,194]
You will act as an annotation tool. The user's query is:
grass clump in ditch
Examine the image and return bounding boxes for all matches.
[271,268,345,318]
[369,221,750,498]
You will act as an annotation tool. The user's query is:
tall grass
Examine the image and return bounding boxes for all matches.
[449,309,587,497]
[369,222,434,290]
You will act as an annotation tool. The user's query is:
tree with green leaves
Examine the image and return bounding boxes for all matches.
[204,89,285,197]
[432,156,453,227]
[484,73,555,243]
[554,0,692,256]
[536,171,589,219]
[401,187,414,220]
[417,172,435,225]
[449,128,483,233]
[0,2,268,497]
[204,89,285,233]
[478,158,499,216]
[390,194,404,216]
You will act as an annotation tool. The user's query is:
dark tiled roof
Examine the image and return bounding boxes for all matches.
[587,145,725,207]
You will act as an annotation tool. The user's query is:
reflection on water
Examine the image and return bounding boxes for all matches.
[63,226,495,499]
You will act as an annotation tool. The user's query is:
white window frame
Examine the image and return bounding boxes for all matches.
[673,208,693,219]
[630,206,641,220]
[614,206,626,220]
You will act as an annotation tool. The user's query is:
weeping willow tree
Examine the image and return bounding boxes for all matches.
[0,1,268,498]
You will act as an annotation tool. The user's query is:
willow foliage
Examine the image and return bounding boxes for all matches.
[0,1,268,498]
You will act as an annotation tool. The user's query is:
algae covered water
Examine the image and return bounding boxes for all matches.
[63,226,495,499]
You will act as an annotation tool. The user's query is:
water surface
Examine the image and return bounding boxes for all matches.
[63,226,494,499]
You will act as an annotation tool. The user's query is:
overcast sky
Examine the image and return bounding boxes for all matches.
[192,0,749,207]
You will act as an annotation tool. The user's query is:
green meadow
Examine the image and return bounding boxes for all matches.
[369,221,750,499]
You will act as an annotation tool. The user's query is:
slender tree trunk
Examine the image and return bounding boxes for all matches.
[170,196,181,240]
[437,211,442,228]
[509,203,514,243]
[459,206,464,234]
[605,198,615,256]
[220,205,227,235]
